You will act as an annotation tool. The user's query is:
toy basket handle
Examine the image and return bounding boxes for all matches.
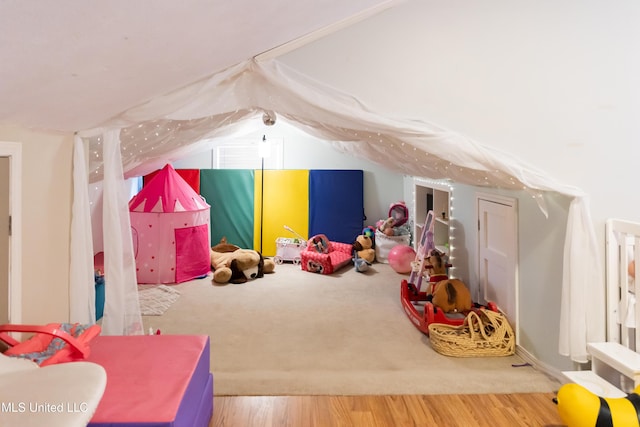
[0,323,99,361]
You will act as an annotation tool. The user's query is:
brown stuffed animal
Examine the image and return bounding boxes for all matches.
[210,237,275,285]
[430,279,472,313]
[352,235,375,263]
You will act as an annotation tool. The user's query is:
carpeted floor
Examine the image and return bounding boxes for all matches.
[141,262,561,396]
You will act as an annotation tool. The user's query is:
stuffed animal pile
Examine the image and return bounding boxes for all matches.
[210,238,275,285]
[377,217,396,236]
[374,201,411,237]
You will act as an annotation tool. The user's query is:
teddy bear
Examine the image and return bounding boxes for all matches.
[210,238,275,285]
[352,234,375,264]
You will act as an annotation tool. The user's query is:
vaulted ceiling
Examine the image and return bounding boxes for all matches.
[0,0,401,132]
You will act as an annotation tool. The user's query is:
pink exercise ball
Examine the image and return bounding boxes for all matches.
[388,244,416,274]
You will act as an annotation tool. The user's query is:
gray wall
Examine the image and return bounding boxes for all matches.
[278,0,640,372]
[280,0,640,265]
[403,177,574,370]
[453,185,573,370]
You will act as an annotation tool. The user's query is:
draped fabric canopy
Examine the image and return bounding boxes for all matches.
[73,59,603,361]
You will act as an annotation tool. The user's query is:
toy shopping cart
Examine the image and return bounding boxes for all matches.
[274,226,307,265]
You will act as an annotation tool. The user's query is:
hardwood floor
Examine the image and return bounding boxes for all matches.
[211,393,565,427]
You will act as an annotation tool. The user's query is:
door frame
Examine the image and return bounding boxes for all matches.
[476,192,518,343]
[0,141,22,324]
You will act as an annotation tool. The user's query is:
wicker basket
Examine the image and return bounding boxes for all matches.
[428,309,515,357]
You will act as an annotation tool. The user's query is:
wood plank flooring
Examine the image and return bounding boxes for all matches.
[211,393,565,427]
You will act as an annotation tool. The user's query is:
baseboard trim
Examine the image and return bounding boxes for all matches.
[516,345,566,388]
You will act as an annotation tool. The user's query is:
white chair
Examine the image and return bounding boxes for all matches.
[0,353,106,427]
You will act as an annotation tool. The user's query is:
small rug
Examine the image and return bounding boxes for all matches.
[137,285,181,316]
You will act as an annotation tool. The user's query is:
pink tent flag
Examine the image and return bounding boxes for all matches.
[129,164,211,284]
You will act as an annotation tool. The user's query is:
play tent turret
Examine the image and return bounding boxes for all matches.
[129,164,211,284]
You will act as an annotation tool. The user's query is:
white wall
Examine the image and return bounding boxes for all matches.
[279,0,640,370]
[452,184,573,369]
[172,118,406,227]
[402,175,573,369]
[280,0,640,233]
[0,126,73,324]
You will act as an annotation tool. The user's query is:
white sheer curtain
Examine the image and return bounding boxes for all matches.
[72,58,603,359]
[100,130,143,335]
[559,196,605,363]
[69,136,95,324]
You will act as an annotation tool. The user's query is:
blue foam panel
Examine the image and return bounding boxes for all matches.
[308,170,364,244]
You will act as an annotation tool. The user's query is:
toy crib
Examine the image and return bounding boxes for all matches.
[557,219,640,426]
[562,218,640,397]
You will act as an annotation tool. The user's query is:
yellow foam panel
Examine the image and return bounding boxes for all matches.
[254,170,309,256]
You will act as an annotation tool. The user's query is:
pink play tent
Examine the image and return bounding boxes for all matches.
[129,164,211,284]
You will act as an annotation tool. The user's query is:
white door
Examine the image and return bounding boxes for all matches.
[0,142,21,325]
[0,156,9,324]
[477,195,518,338]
